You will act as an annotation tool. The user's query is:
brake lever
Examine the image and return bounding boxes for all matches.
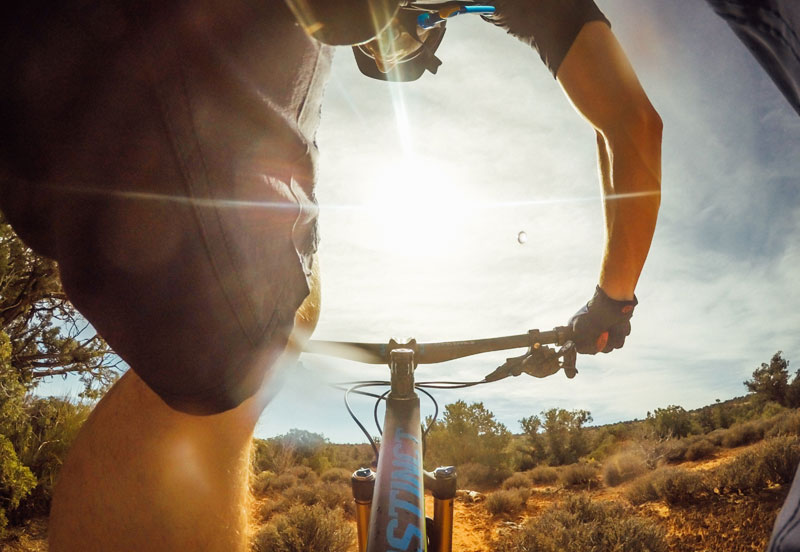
[483,340,578,382]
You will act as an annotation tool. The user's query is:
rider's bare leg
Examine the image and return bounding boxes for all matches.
[48,265,321,551]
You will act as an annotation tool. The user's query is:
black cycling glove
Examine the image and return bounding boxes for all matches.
[568,286,637,354]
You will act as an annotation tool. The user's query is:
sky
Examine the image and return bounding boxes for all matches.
[37,0,800,444]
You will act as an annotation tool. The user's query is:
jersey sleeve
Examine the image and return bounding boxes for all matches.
[486,0,610,77]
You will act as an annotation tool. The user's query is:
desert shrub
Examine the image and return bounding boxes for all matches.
[715,436,800,493]
[278,480,355,517]
[317,482,354,516]
[706,428,728,446]
[603,451,647,487]
[458,462,511,489]
[625,467,706,505]
[493,494,668,552]
[685,438,717,461]
[761,401,787,419]
[258,496,291,522]
[559,462,599,489]
[658,439,691,464]
[486,488,529,516]
[251,504,354,552]
[284,484,319,506]
[288,465,318,483]
[625,475,659,505]
[502,472,531,490]
[765,409,800,439]
[526,466,558,485]
[720,421,764,448]
[320,468,352,484]
[252,471,276,495]
[650,468,706,505]
[272,473,298,491]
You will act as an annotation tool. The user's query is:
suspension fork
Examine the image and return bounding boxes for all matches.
[425,466,457,552]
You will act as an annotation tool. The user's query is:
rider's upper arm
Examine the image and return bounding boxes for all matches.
[556,21,662,140]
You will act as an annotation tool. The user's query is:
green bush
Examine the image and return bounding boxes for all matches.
[559,462,599,489]
[0,435,36,538]
[502,472,531,490]
[603,451,647,487]
[486,488,529,516]
[1,397,91,528]
[625,467,706,505]
[493,494,668,552]
[526,466,558,485]
[251,504,354,552]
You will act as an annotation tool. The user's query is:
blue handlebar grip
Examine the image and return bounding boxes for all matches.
[417,5,496,29]
[460,5,496,15]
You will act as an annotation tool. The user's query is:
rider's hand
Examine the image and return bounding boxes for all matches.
[568,286,637,354]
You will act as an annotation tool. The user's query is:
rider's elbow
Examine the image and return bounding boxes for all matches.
[604,101,662,151]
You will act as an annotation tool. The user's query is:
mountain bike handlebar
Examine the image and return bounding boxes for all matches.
[305,326,574,365]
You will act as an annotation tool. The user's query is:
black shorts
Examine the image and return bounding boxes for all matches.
[0,0,324,415]
[488,0,610,77]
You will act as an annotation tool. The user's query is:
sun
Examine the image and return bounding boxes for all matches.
[363,155,472,256]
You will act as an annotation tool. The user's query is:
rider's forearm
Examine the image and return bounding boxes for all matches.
[596,109,662,301]
[554,22,662,302]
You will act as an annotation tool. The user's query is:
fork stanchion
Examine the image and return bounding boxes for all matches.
[352,468,376,552]
[426,466,457,552]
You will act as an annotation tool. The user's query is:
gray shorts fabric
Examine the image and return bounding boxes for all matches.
[0,0,327,414]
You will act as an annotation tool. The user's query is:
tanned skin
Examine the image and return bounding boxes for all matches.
[47,21,660,552]
[556,22,662,301]
[48,265,321,552]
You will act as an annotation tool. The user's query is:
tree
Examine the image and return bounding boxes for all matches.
[521,408,593,466]
[0,211,119,534]
[744,351,796,407]
[647,405,693,439]
[425,400,511,485]
[1,212,120,397]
